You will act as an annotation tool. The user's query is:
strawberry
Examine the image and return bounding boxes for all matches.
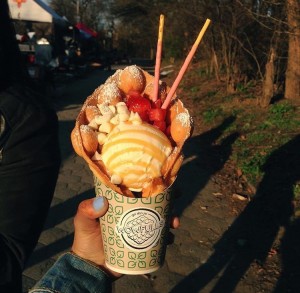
[148,108,167,121]
[126,94,151,122]
[153,120,167,132]
[127,90,143,99]
[151,98,162,109]
[165,125,171,136]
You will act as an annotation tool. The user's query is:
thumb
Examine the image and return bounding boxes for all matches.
[74,197,109,232]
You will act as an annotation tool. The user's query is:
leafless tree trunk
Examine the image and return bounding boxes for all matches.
[220,29,239,93]
[285,0,300,102]
[210,48,220,82]
[260,48,276,107]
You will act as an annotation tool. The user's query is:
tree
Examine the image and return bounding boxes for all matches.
[261,47,276,107]
[50,0,106,31]
[111,0,213,59]
[48,0,299,105]
[252,0,287,107]
[111,0,173,58]
[285,0,300,102]
[50,0,76,23]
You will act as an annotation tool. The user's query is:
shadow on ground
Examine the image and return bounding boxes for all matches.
[173,116,239,217]
[171,135,300,293]
[25,188,94,267]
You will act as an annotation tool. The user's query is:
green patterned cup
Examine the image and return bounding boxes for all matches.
[94,176,173,275]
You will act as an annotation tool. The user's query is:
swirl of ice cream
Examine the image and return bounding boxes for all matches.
[101,122,172,191]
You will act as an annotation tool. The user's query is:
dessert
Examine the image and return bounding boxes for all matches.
[94,81,123,105]
[102,121,172,191]
[71,67,192,197]
[71,18,211,198]
[118,65,146,94]
[71,17,211,276]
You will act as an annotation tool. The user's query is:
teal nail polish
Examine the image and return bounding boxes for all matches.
[93,197,104,211]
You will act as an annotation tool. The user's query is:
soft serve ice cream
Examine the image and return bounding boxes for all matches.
[102,117,172,192]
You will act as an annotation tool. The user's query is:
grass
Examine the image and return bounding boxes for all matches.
[167,62,300,198]
[203,107,224,123]
[231,103,299,187]
[240,152,268,183]
[262,102,300,130]
[294,184,300,199]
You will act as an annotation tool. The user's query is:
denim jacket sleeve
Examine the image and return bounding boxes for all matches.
[29,252,112,293]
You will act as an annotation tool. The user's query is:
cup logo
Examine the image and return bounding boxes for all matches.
[116,208,165,251]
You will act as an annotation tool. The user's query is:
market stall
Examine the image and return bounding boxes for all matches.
[9,0,70,67]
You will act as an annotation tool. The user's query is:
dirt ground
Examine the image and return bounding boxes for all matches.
[161,68,300,293]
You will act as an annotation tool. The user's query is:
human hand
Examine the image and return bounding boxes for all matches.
[71,196,121,278]
[71,196,180,279]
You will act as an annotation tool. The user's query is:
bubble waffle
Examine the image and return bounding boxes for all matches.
[71,67,193,197]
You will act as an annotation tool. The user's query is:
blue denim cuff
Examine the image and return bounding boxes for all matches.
[29,252,112,293]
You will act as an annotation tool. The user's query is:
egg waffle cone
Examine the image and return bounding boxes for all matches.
[71,95,129,195]
[71,68,193,198]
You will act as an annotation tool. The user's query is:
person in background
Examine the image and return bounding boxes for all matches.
[0,1,61,291]
[30,197,180,293]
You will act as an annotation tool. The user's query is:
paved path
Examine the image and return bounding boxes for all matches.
[22,68,254,293]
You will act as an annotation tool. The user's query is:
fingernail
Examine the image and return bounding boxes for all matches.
[93,197,104,211]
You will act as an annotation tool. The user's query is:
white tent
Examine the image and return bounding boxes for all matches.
[9,0,70,60]
[8,0,67,26]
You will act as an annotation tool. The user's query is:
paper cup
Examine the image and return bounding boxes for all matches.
[94,176,173,275]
